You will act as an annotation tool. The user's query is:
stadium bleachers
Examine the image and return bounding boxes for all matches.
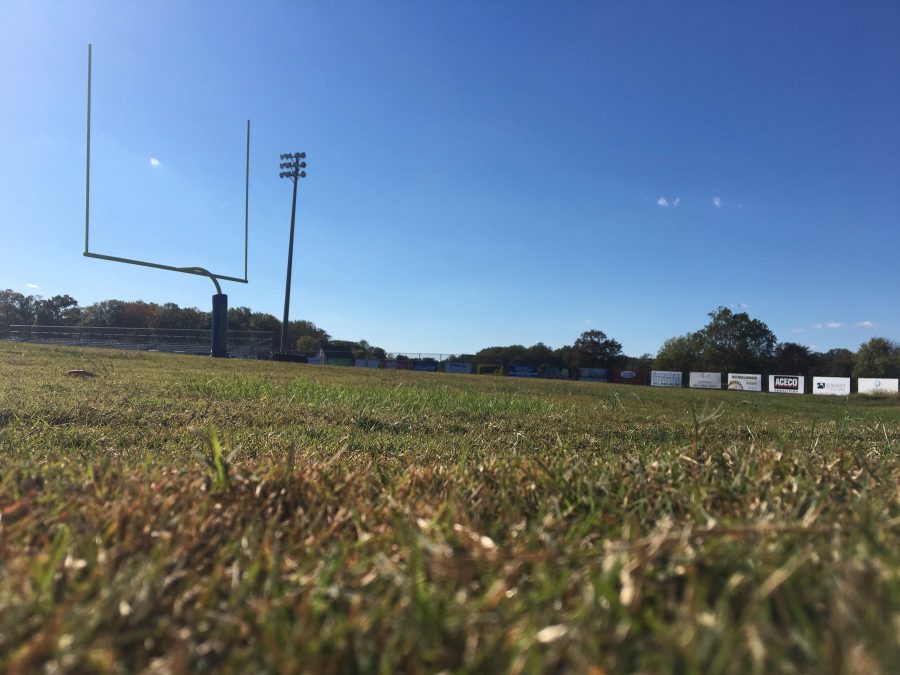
[7,325,272,359]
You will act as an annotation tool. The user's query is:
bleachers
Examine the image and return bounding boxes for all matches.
[7,325,272,359]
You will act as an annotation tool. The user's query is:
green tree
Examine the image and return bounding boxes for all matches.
[654,333,703,372]
[524,342,563,368]
[773,342,815,375]
[80,300,127,327]
[701,307,776,372]
[32,294,80,325]
[855,338,900,378]
[571,330,622,368]
[0,290,30,330]
[654,307,776,373]
[813,348,855,377]
[475,345,530,368]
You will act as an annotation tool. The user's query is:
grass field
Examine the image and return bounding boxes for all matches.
[0,342,897,674]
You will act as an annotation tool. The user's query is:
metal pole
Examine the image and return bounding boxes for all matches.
[244,120,250,282]
[280,176,299,351]
[85,44,92,254]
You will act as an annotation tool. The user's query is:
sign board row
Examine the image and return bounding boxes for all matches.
[650,371,899,395]
[651,371,764,391]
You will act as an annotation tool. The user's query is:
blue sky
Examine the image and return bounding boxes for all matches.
[2,1,899,355]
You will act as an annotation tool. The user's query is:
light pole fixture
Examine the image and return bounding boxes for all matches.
[279,152,307,352]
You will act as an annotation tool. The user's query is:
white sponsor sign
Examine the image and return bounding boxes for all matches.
[651,371,682,388]
[727,373,762,392]
[858,377,899,395]
[813,377,851,396]
[689,372,722,389]
[769,375,804,394]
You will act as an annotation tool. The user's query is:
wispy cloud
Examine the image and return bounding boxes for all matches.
[584,319,594,325]
[26,283,39,289]
[712,196,722,208]
[812,320,878,330]
[657,196,679,208]
[150,157,161,168]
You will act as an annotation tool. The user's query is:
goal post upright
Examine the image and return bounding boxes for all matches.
[83,44,251,357]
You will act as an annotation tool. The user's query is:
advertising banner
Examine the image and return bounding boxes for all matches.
[384,360,410,370]
[508,365,539,378]
[354,359,380,368]
[579,368,610,382]
[812,377,851,396]
[857,378,899,395]
[651,371,682,388]
[613,369,647,385]
[689,372,722,389]
[477,364,503,375]
[445,362,474,374]
[412,360,438,372]
[727,373,762,392]
[769,375,805,394]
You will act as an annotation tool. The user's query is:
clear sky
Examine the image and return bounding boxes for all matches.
[2,1,899,356]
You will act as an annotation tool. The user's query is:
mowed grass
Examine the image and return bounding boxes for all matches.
[0,342,897,674]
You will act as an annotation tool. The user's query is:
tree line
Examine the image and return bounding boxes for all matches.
[1,291,897,377]
[652,307,899,379]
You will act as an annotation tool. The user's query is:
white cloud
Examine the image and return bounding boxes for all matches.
[150,157,160,167]
[855,320,877,328]
[26,283,39,289]
[792,328,805,333]
[712,196,722,208]
[657,196,679,208]
[825,322,843,328]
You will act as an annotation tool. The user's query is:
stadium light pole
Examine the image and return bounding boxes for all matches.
[279,152,307,352]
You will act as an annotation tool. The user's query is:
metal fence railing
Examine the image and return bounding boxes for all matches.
[7,325,273,359]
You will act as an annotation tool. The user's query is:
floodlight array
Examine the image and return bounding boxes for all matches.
[278,151,308,181]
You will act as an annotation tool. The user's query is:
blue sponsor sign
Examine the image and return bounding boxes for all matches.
[579,368,610,382]
[508,365,538,377]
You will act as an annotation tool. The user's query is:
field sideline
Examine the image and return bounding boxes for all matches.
[1,342,898,673]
